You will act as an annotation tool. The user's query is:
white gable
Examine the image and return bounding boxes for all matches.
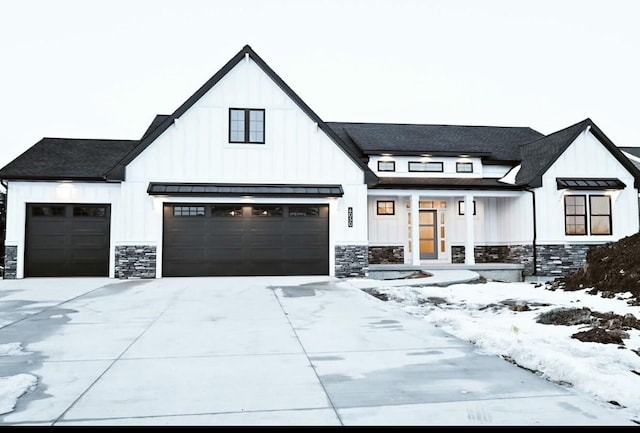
[544,128,633,180]
[537,127,639,243]
[125,57,364,185]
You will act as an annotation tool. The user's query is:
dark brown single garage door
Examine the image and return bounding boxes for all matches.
[25,204,111,277]
[162,204,329,276]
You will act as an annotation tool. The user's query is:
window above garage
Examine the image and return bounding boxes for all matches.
[147,183,344,198]
[229,108,265,144]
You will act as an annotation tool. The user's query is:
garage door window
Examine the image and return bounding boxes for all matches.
[289,206,320,217]
[32,206,65,217]
[73,206,107,217]
[252,206,283,217]
[173,206,205,216]
[211,205,243,217]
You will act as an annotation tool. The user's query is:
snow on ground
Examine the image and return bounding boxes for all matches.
[366,280,640,421]
[0,343,37,415]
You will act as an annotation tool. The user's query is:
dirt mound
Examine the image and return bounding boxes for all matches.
[550,231,640,305]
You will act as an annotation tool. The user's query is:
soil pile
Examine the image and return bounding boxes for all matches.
[550,231,640,306]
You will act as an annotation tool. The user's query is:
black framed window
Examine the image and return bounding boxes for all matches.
[229,108,265,144]
[456,162,473,173]
[564,195,587,235]
[589,195,611,235]
[31,206,65,217]
[377,200,395,215]
[377,161,395,172]
[458,200,476,216]
[409,161,443,172]
[173,206,205,217]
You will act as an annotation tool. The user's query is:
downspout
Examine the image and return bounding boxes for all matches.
[1,179,7,278]
[524,187,537,276]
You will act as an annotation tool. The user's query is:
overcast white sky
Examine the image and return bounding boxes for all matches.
[1,0,639,169]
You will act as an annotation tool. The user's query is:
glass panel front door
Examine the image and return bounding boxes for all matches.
[419,210,437,259]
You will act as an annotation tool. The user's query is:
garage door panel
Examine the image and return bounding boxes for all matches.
[205,247,244,259]
[165,234,210,246]
[284,233,326,246]
[245,234,285,248]
[163,203,328,276]
[247,219,284,231]
[26,234,67,247]
[207,233,243,246]
[25,203,111,277]
[163,247,207,260]
[283,247,324,260]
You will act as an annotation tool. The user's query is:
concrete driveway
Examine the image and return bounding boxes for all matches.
[0,276,634,426]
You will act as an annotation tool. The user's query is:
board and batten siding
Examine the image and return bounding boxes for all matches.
[120,56,368,276]
[367,196,408,246]
[536,128,639,244]
[4,181,121,278]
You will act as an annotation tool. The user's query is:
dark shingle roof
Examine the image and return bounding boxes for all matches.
[620,147,640,158]
[0,138,138,181]
[515,119,640,188]
[620,147,640,171]
[326,122,544,161]
[141,115,170,140]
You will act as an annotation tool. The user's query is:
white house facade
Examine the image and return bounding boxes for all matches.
[2,45,639,280]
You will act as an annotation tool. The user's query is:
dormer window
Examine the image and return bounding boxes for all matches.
[456,162,473,173]
[409,161,443,172]
[377,161,395,172]
[229,108,265,144]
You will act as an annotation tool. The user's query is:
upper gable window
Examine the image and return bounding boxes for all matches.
[229,108,265,144]
[409,161,443,172]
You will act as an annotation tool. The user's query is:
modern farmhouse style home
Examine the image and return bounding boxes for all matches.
[1,45,639,280]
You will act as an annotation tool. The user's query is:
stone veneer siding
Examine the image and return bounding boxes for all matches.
[115,245,156,279]
[452,244,534,276]
[368,246,404,264]
[535,244,592,277]
[2,245,17,279]
[335,245,369,278]
[451,243,596,277]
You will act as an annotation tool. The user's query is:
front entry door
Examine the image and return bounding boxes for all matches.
[419,210,437,259]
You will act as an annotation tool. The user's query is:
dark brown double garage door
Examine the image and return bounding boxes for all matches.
[162,204,329,276]
[25,203,111,277]
[24,202,329,277]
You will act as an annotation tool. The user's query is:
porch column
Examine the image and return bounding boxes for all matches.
[464,194,475,265]
[411,193,421,265]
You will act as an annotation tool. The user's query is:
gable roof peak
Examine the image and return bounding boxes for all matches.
[104,44,376,183]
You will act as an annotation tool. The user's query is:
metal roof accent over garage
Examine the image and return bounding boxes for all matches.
[147,183,344,197]
[556,178,626,190]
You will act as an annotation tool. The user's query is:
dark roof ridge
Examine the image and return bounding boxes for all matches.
[38,137,139,142]
[515,118,640,188]
[517,118,592,149]
[329,120,540,131]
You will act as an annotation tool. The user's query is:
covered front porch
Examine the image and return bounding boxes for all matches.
[367,188,534,274]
